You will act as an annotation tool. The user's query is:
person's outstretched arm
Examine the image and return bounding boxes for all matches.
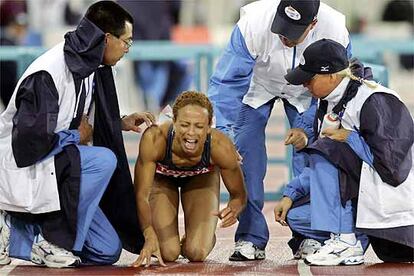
[132,126,166,267]
[211,130,247,227]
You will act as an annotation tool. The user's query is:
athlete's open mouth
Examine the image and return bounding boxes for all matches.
[184,139,197,150]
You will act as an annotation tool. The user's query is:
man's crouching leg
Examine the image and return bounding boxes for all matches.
[74,146,121,265]
[77,207,122,265]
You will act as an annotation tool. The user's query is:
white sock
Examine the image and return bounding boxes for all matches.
[339,233,357,245]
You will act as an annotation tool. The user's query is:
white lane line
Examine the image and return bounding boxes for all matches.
[0,264,16,275]
[0,259,26,275]
[297,259,313,276]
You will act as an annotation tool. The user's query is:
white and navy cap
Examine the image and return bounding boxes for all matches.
[271,0,320,41]
[285,38,349,85]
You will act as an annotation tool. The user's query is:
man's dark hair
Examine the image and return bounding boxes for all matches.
[85,0,133,37]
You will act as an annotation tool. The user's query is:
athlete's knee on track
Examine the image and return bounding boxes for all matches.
[182,241,212,262]
[183,245,211,262]
[160,244,181,262]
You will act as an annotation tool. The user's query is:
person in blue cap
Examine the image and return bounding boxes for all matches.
[208,0,351,261]
[275,38,414,265]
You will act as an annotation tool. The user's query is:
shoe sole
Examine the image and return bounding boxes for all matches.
[229,257,265,261]
[0,256,11,266]
[304,255,364,266]
[31,252,80,268]
[229,252,265,261]
[342,256,364,265]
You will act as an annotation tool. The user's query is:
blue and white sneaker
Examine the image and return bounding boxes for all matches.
[31,239,81,268]
[0,211,11,265]
[229,240,265,261]
[305,234,364,266]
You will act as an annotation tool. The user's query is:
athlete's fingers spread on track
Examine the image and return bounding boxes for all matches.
[145,255,152,267]
[154,251,166,267]
[131,252,146,267]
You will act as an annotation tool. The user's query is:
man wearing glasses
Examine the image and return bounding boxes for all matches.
[0,0,153,268]
[208,0,351,261]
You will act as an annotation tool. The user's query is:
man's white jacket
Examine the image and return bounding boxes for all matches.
[0,42,86,213]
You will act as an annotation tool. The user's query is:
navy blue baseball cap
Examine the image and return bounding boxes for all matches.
[271,0,320,41]
[285,38,349,85]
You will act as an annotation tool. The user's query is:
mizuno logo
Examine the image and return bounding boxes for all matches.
[330,248,349,257]
[320,66,330,72]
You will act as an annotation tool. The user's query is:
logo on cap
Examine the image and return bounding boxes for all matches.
[320,66,330,72]
[284,6,301,20]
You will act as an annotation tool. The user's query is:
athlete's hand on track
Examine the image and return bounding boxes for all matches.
[131,227,166,268]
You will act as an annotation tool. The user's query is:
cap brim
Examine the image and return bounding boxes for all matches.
[271,13,308,41]
[285,67,316,85]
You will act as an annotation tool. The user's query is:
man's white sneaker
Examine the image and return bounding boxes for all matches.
[294,239,322,260]
[229,240,265,261]
[305,235,364,266]
[0,211,11,265]
[31,240,81,268]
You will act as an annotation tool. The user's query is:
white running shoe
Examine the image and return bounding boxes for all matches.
[31,240,81,268]
[229,240,266,261]
[0,211,11,265]
[294,239,322,260]
[305,234,364,266]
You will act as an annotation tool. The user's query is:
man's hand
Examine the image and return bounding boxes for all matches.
[78,115,93,145]
[121,112,156,132]
[284,128,308,150]
[132,227,165,268]
[212,199,243,228]
[274,197,293,226]
[322,127,351,142]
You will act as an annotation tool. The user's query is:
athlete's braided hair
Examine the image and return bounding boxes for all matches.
[172,91,213,125]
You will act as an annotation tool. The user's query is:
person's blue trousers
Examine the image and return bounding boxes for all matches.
[286,153,369,250]
[9,146,122,265]
[234,99,313,249]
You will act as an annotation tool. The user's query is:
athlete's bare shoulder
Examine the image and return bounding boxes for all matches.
[142,122,171,142]
[140,123,172,161]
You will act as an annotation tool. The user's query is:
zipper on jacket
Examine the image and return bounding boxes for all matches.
[291,46,296,70]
